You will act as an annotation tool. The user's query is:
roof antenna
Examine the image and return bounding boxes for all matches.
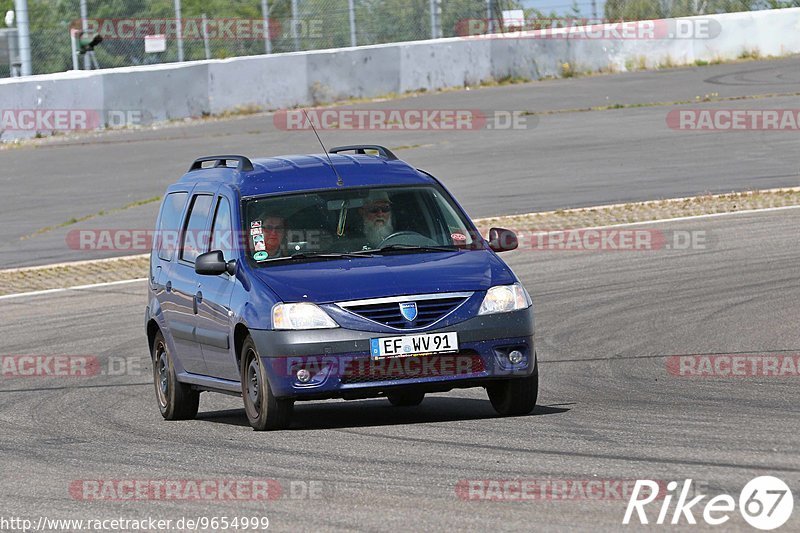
[303,109,344,187]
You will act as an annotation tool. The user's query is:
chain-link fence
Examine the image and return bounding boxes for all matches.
[0,0,792,77]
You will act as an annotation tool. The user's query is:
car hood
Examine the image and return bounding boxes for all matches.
[249,251,516,303]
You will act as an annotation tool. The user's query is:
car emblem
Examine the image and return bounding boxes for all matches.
[399,302,418,322]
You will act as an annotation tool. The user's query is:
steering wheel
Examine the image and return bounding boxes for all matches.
[377,231,439,248]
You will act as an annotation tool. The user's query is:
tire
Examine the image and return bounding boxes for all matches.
[387,392,425,407]
[241,336,293,431]
[152,330,200,420]
[487,360,539,416]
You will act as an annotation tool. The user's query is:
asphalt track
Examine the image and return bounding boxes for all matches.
[0,210,798,531]
[2,56,800,267]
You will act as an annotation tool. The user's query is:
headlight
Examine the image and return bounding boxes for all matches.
[478,283,531,315]
[272,302,339,330]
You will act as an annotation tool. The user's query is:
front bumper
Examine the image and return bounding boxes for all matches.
[251,307,535,399]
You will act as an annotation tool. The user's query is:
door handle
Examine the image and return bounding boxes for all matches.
[151,265,162,285]
[193,291,203,315]
[165,280,172,292]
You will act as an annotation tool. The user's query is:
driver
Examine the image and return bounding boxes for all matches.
[358,191,394,248]
[253,215,286,258]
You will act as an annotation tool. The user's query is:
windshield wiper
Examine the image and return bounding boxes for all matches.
[360,244,461,254]
[265,251,375,262]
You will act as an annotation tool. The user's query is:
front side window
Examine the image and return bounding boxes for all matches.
[210,197,234,262]
[243,185,482,265]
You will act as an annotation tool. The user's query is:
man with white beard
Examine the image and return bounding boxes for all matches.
[359,191,394,249]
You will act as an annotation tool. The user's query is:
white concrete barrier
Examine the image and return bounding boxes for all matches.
[102,62,210,123]
[207,54,310,114]
[1,8,798,139]
[399,38,492,92]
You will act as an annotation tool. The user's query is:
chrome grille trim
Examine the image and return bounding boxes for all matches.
[336,291,473,308]
[335,291,474,331]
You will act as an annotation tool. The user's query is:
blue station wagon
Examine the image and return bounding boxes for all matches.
[145,145,538,430]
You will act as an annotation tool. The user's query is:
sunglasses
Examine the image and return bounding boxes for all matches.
[367,205,391,214]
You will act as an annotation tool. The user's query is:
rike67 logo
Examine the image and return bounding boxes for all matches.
[624,476,793,530]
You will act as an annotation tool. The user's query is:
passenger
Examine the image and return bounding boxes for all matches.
[358,191,394,248]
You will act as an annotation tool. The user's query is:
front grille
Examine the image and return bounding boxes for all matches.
[338,292,471,329]
[340,352,485,384]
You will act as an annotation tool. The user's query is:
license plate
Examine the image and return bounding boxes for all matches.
[370,332,459,359]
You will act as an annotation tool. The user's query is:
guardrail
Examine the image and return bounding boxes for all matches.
[1,8,798,140]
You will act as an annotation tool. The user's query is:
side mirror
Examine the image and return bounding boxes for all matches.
[488,228,518,252]
[195,250,236,276]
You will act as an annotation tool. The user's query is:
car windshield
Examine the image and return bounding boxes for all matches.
[243,185,483,264]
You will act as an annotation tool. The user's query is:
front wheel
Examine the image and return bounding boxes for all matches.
[152,330,199,420]
[241,336,293,431]
[487,361,539,416]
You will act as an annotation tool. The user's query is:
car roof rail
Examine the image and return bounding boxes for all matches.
[328,145,398,161]
[189,155,254,172]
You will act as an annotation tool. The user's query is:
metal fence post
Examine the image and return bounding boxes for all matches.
[434,0,441,38]
[13,0,31,75]
[348,0,356,47]
[291,0,300,51]
[201,13,210,59]
[174,0,184,62]
[261,0,272,54]
[429,0,435,39]
[80,0,89,69]
[427,0,442,39]
[70,29,79,70]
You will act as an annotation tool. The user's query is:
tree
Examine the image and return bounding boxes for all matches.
[604,0,763,19]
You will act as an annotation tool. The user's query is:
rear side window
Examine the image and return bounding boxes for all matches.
[156,192,188,261]
[180,194,213,264]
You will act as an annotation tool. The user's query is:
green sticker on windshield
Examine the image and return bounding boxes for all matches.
[253,251,269,261]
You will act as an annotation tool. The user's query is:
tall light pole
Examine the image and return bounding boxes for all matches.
[348,0,356,47]
[80,0,89,69]
[261,0,272,54]
[13,0,31,75]
[291,0,300,51]
[174,0,184,61]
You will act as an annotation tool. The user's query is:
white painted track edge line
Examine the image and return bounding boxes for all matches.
[0,278,148,301]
